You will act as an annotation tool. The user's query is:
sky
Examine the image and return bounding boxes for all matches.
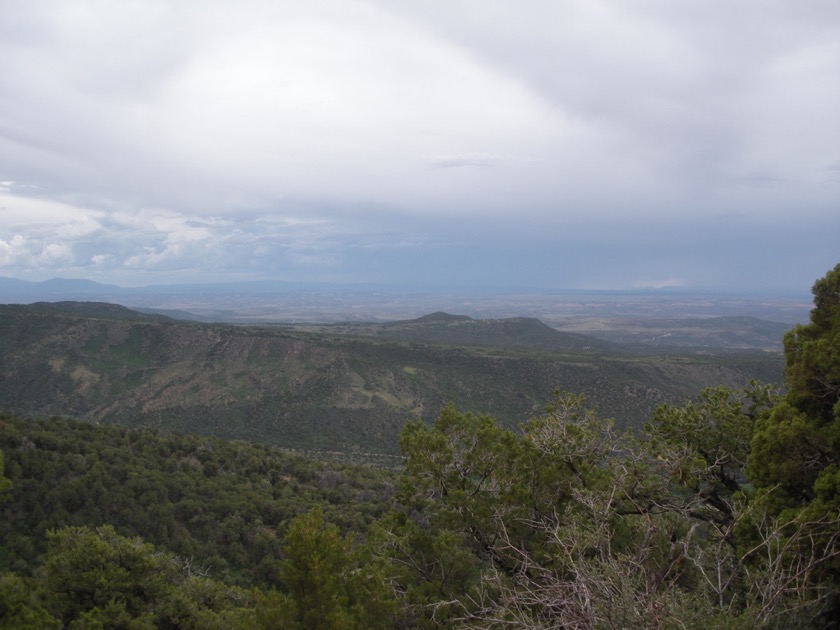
[0,0,838,293]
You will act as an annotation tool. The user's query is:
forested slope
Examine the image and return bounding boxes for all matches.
[0,414,393,589]
[0,302,782,454]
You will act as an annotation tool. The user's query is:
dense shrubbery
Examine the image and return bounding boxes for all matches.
[1,264,838,628]
[0,416,394,589]
[372,265,839,629]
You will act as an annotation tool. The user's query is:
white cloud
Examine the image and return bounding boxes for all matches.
[0,234,27,266]
[38,243,73,265]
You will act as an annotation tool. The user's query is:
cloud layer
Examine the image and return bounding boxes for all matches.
[1,0,838,290]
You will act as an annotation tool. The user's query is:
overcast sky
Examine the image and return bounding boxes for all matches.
[0,0,838,292]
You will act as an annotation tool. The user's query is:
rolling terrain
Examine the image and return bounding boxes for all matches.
[0,301,784,455]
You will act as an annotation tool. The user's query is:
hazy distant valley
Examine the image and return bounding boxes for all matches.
[1,275,808,341]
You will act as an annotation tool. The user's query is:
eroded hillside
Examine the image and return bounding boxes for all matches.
[0,302,783,454]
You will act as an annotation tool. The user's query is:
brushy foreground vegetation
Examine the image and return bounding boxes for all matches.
[1,263,838,628]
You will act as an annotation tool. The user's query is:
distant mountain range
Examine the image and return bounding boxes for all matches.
[0,301,784,454]
[0,276,122,297]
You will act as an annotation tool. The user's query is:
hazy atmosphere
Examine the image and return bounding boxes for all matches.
[1,0,838,292]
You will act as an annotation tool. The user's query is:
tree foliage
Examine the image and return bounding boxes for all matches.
[0,451,10,496]
[0,414,393,587]
[379,377,840,628]
[749,263,840,512]
[2,524,256,629]
[260,507,395,629]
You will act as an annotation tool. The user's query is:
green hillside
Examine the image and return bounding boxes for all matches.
[0,302,783,454]
[305,311,622,353]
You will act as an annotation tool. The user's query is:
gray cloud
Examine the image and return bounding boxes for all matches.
[0,0,837,291]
